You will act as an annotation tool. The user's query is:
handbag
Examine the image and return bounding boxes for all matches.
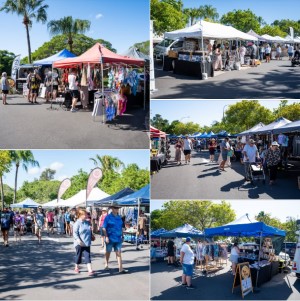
[91,234,96,241]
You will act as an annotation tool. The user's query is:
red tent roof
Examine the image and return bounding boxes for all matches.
[53,43,144,68]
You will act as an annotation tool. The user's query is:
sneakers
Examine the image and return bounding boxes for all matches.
[181,282,187,287]
[119,269,129,274]
[186,285,196,290]
[104,266,110,270]
[70,108,77,112]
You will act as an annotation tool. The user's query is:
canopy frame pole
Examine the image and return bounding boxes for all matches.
[136,198,141,250]
[101,60,105,124]
[255,231,263,291]
[143,63,146,110]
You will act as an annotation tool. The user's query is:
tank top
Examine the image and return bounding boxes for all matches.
[1,77,9,90]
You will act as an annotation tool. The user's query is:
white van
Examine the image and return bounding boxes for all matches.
[153,38,184,59]
[291,228,300,278]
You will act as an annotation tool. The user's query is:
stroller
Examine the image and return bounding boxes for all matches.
[246,159,266,185]
[291,52,300,67]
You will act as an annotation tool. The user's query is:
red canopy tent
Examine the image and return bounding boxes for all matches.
[150,126,166,138]
[53,43,144,68]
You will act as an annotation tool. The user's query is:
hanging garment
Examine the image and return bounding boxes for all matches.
[214,244,219,258]
[196,243,204,260]
[81,66,87,86]
[118,94,127,116]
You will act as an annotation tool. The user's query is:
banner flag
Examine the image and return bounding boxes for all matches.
[57,178,71,203]
[86,168,102,202]
[11,55,21,82]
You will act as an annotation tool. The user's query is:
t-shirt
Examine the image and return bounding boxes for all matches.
[221,141,230,155]
[243,144,258,163]
[102,213,123,243]
[68,74,78,90]
[288,46,294,53]
[265,46,271,54]
[183,139,192,150]
[181,243,195,265]
[0,212,11,229]
[99,213,107,227]
[167,240,175,251]
[35,213,44,228]
[1,77,9,90]
[46,211,54,223]
[231,246,239,256]
[64,212,71,222]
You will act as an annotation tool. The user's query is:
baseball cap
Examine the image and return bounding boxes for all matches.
[186,237,191,242]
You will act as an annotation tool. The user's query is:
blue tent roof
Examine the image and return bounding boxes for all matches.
[200,132,208,138]
[205,214,286,237]
[160,223,204,238]
[273,120,300,134]
[114,184,150,206]
[87,187,134,206]
[151,228,168,238]
[11,198,40,208]
[33,49,76,66]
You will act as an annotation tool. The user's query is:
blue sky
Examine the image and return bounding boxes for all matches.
[151,100,298,127]
[150,200,300,223]
[0,0,149,58]
[181,0,299,25]
[3,150,149,189]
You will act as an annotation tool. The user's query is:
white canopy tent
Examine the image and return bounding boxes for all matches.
[11,198,41,208]
[57,187,110,207]
[164,20,258,41]
[42,199,61,208]
[261,34,285,43]
[273,36,287,43]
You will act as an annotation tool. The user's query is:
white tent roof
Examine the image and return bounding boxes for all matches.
[42,199,61,208]
[261,34,284,43]
[273,36,287,43]
[295,36,300,43]
[11,198,41,208]
[164,20,258,41]
[57,187,110,207]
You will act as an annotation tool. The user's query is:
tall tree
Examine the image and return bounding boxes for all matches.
[198,5,219,22]
[0,151,12,209]
[9,151,39,204]
[0,0,48,64]
[89,155,125,176]
[39,168,56,181]
[47,16,91,53]
[273,101,300,121]
[150,114,170,132]
[0,50,16,76]
[183,8,201,26]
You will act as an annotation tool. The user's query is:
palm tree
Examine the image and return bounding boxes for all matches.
[47,16,91,53]
[0,0,48,64]
[9,151,39,204]
[89,155,124,176]
[198,5,219,22]
[183,8,201,26]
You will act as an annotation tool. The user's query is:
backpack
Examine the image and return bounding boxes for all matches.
[30,74,39,89]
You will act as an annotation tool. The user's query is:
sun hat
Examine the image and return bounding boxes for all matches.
[272,141,279,146]
[249,139,255,144]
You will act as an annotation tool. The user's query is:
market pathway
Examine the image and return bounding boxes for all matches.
[0,96,149,149]
[151,260,300,300]
[151,148,300,199]
[152,58,300,99]
[0,232,149,300]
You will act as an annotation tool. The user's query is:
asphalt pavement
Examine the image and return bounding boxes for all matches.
[151,260,300,300]
[151,148,300,199]
[151,58,300,99]
[0,231,149,300]
[0,96,149,149]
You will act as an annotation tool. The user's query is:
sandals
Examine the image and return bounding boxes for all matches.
[88,271,96,276]
[74,268,80,273]
[104,266,110,270]
[119,269,129,274]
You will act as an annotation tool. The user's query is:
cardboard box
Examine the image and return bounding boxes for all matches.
[168,50,178,58]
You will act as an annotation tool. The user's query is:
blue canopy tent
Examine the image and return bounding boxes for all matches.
[273,120,300,134]
[238,122,266,136]
[206,131,217,138]
[33,49,76,66]
[87,187,134,207]
[11,198,41,208]
[160,223,204,238]
[200,132,208,138]
[151,228,168,238]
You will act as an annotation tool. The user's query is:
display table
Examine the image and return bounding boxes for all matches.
[173,59,214,79]
[151,154,166,173]
[250,261,279,287]
[163,56,175,71]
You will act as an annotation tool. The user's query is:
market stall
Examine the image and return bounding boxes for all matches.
[53,43,146,123]
[163,20,258,78]
[205,214,286,289]
[11,198,41,208]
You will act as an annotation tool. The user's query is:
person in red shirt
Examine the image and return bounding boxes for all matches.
[98,208,108,249]
[46,209,54,235]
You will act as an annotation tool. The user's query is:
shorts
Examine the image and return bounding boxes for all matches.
[1,227,9,232]
[99,226,105,236]
[75,245,91,264]
[209,149,215,155]
[265,53,270,57]
[229,254,239,263]
[48,222,53,227]
[183,150,191,156]
[167,249,175,257]
[53,85,58,91]
[221,152,227,161]
[250,54,255,60]
[105,241,122,253]
[2,90,8,94]
[182,264,193,276]
[288,52,293,57]
[70,90,80,99]
[31,88,39,94]
[14,226,20,231]
[66,221,70,225]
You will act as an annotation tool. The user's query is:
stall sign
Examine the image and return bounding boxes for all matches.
[232,262,253,298]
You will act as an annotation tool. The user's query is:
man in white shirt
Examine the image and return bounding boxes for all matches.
[183,136,192,164]
[68,69,79,112]
[243,139,259,181]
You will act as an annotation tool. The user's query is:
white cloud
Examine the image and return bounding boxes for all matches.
[49,162,64,171]
[28,167,41,175]
[95,13,103,19]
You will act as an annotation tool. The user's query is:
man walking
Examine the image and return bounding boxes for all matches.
[243,139,259,181]
[103,205,128,273]
[219,137,230,171]
[183,135,193,164]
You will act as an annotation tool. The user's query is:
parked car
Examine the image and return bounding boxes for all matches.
[278,252,291,266]
[154,38,184,59]
[282,242,297,260]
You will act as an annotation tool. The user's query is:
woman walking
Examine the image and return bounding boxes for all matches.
[180,237,195,289]
[174,139,183,165]
[1,72,9,105]
[208,138,217,162]
[73,209,95,276]
[213,44,223,71]
[265,141,281,185]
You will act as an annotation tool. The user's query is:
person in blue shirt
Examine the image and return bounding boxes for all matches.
[103,205,128,273]
[34,206,45,244]
[1,208,11,246]
[64,209,71,236]
[73,209,95,276]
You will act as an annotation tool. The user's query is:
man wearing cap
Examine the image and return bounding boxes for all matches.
[102,205,128,273]
[180,237,195,289]
[265,141,281,185]
[243,139,259,181]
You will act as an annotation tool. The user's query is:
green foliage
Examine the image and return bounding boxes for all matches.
[151,0,187,35]
[0,50,16,76]
[198,5,219,22]
[21,34,117,64]
[150,209,164,230]
[273,101,300,121]
[272,19,300,36]
[151,200,236,231]
[134,41,150,55]
[220,9,264,33]
[151,114,170,132]
[223,100,274,134]
[39,168,56,181]
[0,151,12,176]
[17,179,60,203]
[258,25,286,37]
